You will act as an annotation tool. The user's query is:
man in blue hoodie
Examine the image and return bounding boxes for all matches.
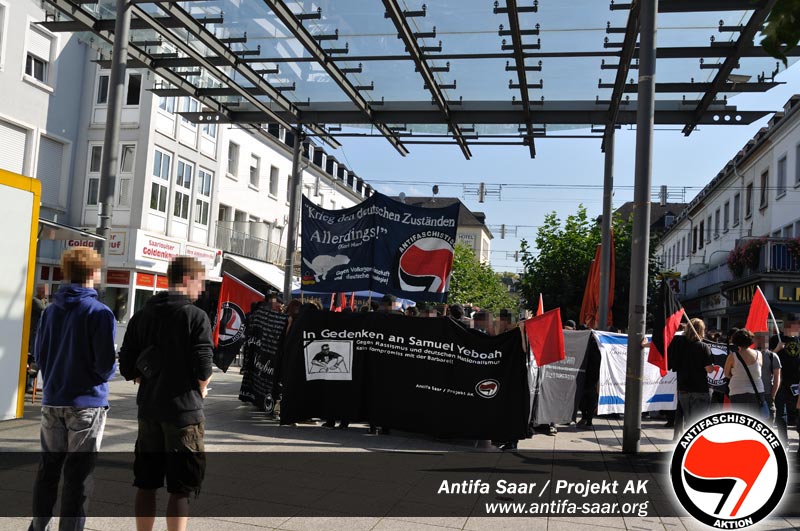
[30,247,117,531]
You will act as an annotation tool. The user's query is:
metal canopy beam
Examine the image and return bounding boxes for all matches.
[262,0,407,156]
[657,0,768,12]
[382,0,472,159]
[599,81,781,93]
[504,0,536,158]
[682,0,778,135]
[180,104,768,126]
[603,0,639,151]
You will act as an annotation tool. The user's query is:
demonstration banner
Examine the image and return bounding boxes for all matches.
[300,192,460,302]
[595,331,677,414]
[239,306,289,414]
[531,330,592,425]
[213,273,263,372]
[280,310,529,440]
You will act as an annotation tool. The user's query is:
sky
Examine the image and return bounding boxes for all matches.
[324,62,800,274]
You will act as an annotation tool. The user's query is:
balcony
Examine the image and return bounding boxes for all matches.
[684,264,732,299]
[215,224,286,265]
[728,237,800,278]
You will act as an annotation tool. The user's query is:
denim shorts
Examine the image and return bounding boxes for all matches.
[133,419,205,495]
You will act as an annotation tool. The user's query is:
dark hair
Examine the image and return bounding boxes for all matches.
[61,247,102,284]
[167,256,205,286]
[449,304,464,319]
[286,299,302,318]
[731,328,755,348]
[405,306,420,317]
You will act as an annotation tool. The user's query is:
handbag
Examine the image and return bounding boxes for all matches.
[734,350,770,420]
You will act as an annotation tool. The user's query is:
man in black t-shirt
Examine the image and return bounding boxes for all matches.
[771,334,800,445]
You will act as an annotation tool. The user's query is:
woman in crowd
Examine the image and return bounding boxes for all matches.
[725,328,767,417]
[669,318,714,430]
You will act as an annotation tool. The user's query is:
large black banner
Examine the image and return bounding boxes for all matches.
[239,308,288,413]
[300,192,460,302]
[281,311,529,440]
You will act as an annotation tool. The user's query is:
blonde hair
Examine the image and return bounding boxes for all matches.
[684,318,705,343]
[60,247,102,284]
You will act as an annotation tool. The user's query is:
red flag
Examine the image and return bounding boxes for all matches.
[329,293,336,311]
[647,280,685,377]
[744,286,770,334]
[332,292,347,312]
[525,308,566,366]
[536,294,544,316]
[579,245,601,329]
[349,292,355,310]
[212,274,263,372]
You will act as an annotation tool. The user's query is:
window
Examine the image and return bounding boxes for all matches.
[269,165,279,196]
[795,221,800,238]
[0,5,5,68]
[180,97,199,125]
[681,236,686,260]
[97,75,109,104]
[759,171,768,209]
[664,214,675,227]
[783,225,793,238]
[227,142,239,176]
[698,221,705,250]
[86,146,102,205]
[118,144,135,207]
[125,73,141,105]
[777,157,787,198]
[714,209,720,238]
[249,155,260,188]
[26,26,52,85]
[195,169,212,226]
[796,144,800,186]
[174,160,192,220]
[723,201,730,232]
[733,192,741,226]
[692,227,698,253]
[201,122,216,138]
[706,216,712,242]
[745,183,753,218]
[158,96,175,114]
[150,149,171,213]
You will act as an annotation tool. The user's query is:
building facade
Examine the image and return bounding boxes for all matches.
[656,95,800,333]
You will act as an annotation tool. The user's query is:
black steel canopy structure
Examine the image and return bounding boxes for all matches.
[39,0,796,454]
[40,0,795,160]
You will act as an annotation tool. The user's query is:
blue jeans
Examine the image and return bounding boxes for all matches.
[29,406,107,531]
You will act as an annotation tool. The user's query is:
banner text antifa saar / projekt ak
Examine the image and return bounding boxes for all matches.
[301,192,460,302]
[280,310,530,441]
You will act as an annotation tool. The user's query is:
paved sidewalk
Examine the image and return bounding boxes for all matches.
[1,369,797,531]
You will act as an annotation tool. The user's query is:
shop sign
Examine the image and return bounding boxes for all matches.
[136,272,155,288]
[156,275,169,290]
[728,283,758,305]
[777,285,800,302]
[106,270,130,285]
[700,293,725,312]
[66,231,126,256]
[137,233,181,262]
[185,244,222,277]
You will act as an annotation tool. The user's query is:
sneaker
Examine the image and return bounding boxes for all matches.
[576,419,592,428]
[322,420,335,429]
[337,422,349,430]
[548,425,558,436]
[498,442,518,451]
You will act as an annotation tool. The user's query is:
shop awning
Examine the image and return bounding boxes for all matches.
[38,219,105,242]
[224,254,299,293]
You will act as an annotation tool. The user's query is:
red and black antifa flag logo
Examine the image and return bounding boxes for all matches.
[670,413,788,529]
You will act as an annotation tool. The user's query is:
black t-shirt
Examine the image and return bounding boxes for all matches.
[773,335,800,389]
[669,335,713,393]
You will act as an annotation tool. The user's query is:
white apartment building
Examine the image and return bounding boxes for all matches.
[656,94,800,331]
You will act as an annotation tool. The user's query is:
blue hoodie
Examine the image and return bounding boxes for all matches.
[34,285,117,407]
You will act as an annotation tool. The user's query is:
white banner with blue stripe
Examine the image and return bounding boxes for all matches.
[594,331,677,414]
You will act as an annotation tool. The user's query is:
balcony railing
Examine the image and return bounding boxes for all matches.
[215,225,286,265]
[730,237,800,277]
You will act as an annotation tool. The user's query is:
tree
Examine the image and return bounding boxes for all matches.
[762,0,800,65]
[449,243,517,314]
[518,206,661,330]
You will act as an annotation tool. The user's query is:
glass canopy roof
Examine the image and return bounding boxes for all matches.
[41,0,796,157]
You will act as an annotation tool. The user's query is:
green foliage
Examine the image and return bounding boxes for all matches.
[449,242,517,314]
[518,206,661,330]
[762,0,800,65]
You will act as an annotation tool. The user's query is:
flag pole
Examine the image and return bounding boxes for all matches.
[680,311,699,338]
[758,285,781,339]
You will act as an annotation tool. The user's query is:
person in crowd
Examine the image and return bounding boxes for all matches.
[472,311,496,335]
[497,309,515,333]
[29,248,117,531]
[563,320,576,331]
[27,285,47,393]
[379,294,403,315]
[725,328,767,417]
[577,339,601,428]
[668,318,714,431]
[405,305,419,317]
[756,332,782,425]
[119,256,213,531]
[771,330,798,445]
